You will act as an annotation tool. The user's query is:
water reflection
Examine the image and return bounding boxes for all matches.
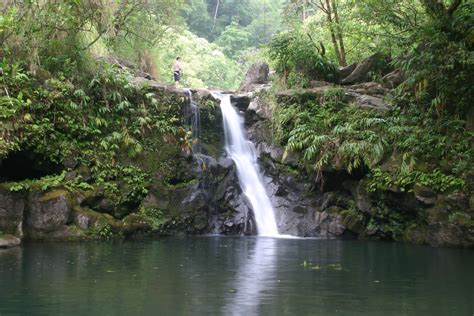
[0,238,473,316]
[223,237,277,315]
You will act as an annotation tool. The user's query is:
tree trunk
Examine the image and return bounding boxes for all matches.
[331,0,347,66]
[212,0,220,31]
[421,0,462,18]
[324,0,342,66]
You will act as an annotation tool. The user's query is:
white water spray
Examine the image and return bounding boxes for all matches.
[215,94,279,237]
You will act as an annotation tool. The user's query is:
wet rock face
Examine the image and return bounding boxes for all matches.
[0,188,25,236]
[427,223,474,248]
[0,234,21,248]
[255,150,354,239]
[25,190,72,233]
[240,82,473,247]
[141,154,255,236]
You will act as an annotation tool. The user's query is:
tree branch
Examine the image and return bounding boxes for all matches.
[447,0,462,16]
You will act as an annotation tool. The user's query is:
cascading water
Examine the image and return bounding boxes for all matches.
[185,89,201,154]
[215,94,279,237]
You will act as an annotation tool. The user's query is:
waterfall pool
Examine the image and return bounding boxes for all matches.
[216,94,279,236]
[1,237,473,315]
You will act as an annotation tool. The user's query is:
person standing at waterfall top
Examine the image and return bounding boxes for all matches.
[172,56,182,88]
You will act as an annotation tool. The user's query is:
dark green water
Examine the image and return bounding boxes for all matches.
[0,237,473,316]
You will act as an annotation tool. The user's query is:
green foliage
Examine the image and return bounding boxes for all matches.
[0,59,189,210]
[181,0,285,45]
[91,164,150,208]
[268,31,338,87]
[138,208,166,232]
[271,90,473,193]
[364,203,412,240]
[153,29,244,89]
[274,89,385,172]
[216,22,251,59]
[449,212,474,227]
[94,223,114,240]
[368,167,466,193]
[6,171,66,192]
[0,0,182,74]
[394,2,473,115]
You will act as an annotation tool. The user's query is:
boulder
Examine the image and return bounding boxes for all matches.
[346,82,388,96]
[310,80,335,88]
[0,234,21,248]
[413,185,437,205]
[345,82,390,112]
[427,223,474,248]
[239,62,270,92]
[340,210,365,234]
[343,180,373,213]
[341,53,391,84]
[248,96,271,120]
[75,213,91,230]
[338,63,357,80]
[313,210,346,238]
[346,92,389,112]
[231,93,253,111]
[382,69,405,88]
[26,190,72,232]
[275,86,335,103]
[0,188,25,236]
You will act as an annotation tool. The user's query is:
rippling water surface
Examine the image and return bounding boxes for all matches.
[1,237,473,315]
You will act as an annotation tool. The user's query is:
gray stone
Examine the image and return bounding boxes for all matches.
[346,82,388,96]
[239,62,270,92]
[382,69,405,88]
[248,96,271,120]
[341,53,390,84]
[0,234,21,248]
[281,149,300,165]
[414,185,437,205]
[75,213,90,230]
[231,93,253,111]
[26,190,72,232]
[63,156,78,169]
[0,189,25,236]
[310,80,335,88]
[346,91,389,112]
[427,223,474,248]
[313,211,346,238]
[343,180,373,213]
[340,211,365,234]
[256,142,284,162]
[275,86,334,102]
[338,63,357,79]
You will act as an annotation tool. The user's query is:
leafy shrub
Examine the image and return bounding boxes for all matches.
[271,89,472,193]
[394,2,474,116]
[268,31,337,88]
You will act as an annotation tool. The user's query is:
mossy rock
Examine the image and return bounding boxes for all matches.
[339,210,365,234]
[402,223,428,245]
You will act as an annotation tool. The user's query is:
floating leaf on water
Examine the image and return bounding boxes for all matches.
[328,263,343,271]
[311,266,321,270]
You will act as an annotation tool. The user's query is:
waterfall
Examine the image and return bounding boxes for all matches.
[185,89,201,154]
[215,94,279,237]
